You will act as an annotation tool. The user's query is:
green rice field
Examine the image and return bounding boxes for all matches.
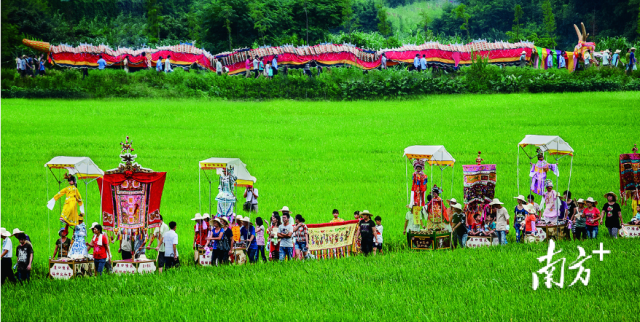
[1,93,639,320]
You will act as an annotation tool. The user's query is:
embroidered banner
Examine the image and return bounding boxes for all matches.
[620,154,640,194]
[306,220,358,259]
[463,164,497,203]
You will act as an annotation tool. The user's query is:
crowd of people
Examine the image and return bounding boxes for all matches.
[14,54,46,77]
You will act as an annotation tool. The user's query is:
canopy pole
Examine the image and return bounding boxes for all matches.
[46,166,50,262]
[450,163,454,198]
[199,168,202,214]
[430,163,433,199]
[517,145,520,196]
[86,163,89,219]
[405,157,409,206]
[440,166,444,198]
[100,175,104,229]
[567,155,574,193]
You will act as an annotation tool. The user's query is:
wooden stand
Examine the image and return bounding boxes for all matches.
[112,259,156,274]
[535,223,570,242]
[408,232,451,250]
[49,259,95,279]
[465,235,499,248]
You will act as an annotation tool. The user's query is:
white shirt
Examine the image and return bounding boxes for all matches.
[216,60,223,72]
[584,53,591,63]
[2,238,12,258]
[375,225,383,243]
[278,223,294,248]
[163,230,178,257]
[602,52,610,65]
[246,188,259,205]
[405,211,424,233]
[165,58,172,72]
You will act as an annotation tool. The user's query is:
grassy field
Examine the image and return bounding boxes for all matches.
[1,93,639,320]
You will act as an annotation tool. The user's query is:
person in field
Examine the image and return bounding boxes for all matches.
[513,195,527,243]
[628,204,640,225]
[272,55,278,76]
[13,230,33,283]
[358,210,377,256]
[253,55,260,78]
[254,217,267,262]
[156,56,164,72]
[330,209,343,223]
[293,214,309,260]
[97,55,107,70]
[206,217,224,265]
[216,59,223,76]
[602,192,622,238]
[562,191,577,239]
[220,217,234,264]
[413,54,420,71]
[245,57,251,78]
[163,221,179,269]
[52,229,71,259]
[584,197,601,239]
[268,212,281,261]
[420,55,427,72]
[374,216,383,255]
[522,205,538,243]
[1,228,17,285]
[240,216,258,263]
[490,198,509,245]
[243,185,259,213]
[118,228,133,260]
[277,213,294,261]
[86,223,111,276]
[164,55,173,73]
[527,194,541,219]
[450,203,467,248]
[572,199,588,240]
[147,215,169,273]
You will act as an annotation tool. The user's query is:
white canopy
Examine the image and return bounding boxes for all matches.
[45,156,104,179]
[199,157,256,186]
[403,145,456,166]
[518,135,574,156]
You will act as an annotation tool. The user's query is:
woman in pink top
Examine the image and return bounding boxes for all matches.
[245,58,251,78]
[255,217,267,262]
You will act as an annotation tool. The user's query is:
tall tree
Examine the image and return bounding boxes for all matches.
[220,4,234,50]
[541,0,556,41]
[377,5,391,38]
[452,4,470,41]
[418,9,431,34]
[249,1,272,46]
[146,0,160,43]
[513,4,523,41]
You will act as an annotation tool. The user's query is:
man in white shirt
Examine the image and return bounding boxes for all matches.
[164,55,173,73]
[243,186,259,213]
[1,228,16,284]
[413,54,420,71]
[490,199,510,245]
[381,53,387,70]
[216,60,223,75]
[163,221,179,269]
[147,215,170,273]
[277,213,294,261]
[601,49,610,67]
[403,206,425,248]
[583,50,591,69]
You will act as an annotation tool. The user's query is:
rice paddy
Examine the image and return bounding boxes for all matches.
[1,92,639,321]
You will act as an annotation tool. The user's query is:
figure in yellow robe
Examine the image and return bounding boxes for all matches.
[47,176,84,233]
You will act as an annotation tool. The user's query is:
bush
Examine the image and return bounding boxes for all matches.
[2,64,638,101]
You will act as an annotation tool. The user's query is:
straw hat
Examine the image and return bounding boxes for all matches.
[603,192,616,199]
[220,217,230,225]
[360,210,372,217]
[524,204,536,214]
[446,198,458,204]
[514,195,526,203]
[0,228,11,238]
[280,206,290,212]
[631,47,636,51]
[191,213,203,221]
[577,198,585,204]
[488,198,504,206]
[585,197,598,205]
[242,216,251,223]
[615,49,621,54]
[202,213,211,219]
[235,215,244,222]
[451,203,462,210]
[11,228,24,235]
[89,222,99,229]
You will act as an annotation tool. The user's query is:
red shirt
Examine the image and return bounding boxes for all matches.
[584,208,601,226]
[524,215,537,232]
[92,234,109,259]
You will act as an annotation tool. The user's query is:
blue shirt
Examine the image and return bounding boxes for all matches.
[413,57,419,68]
[420,57,427,69]
[156,60,163,71]
[558,56,566,68]
[211,228,224,249]
[240,225,258,250]
[97,58,107,70]
[630,52,636,64]
[612,53,619,66]
[272,58,278,70]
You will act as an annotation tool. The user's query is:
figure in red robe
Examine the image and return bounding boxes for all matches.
[411,160,428,207]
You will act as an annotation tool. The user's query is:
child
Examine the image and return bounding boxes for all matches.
[374,216,383,255]
[255,217,267,262]
[484,216,496,237]
[469,214,483,236]
[513,195,528,243]
[527,194,541,219]
[628,204,640,225]
[522,205,538,243]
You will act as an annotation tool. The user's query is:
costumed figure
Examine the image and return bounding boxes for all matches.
[530,149,559,196]
[411,160,428,207]
[68,214,88,259]
[423,185,447,230]
[542,180,560,223]
[47,174,85,235]
[215,166,237,218]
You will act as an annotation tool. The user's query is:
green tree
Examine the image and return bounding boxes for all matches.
[541,0,556,44]
[418,9,431,34]
[452,4,470,41]
[220,5,234,50]
[513,4,523,40]
[377,5,391,38]
[248,1,272,46]
[145,0,160,43]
